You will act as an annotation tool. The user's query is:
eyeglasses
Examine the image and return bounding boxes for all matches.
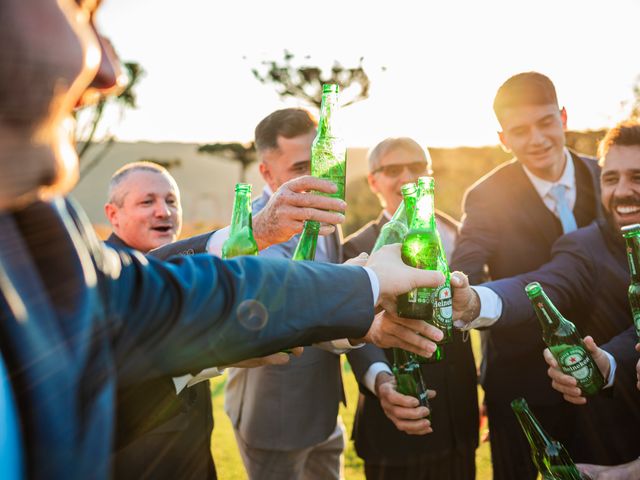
[372,161,430,178]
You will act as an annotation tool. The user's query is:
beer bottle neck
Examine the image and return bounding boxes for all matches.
[392,348,413,366]
[402,190,418,227]
[528,288,565,332]
[292,221,320,261]
[511,398,554,451]
[625,235,640,282]
[229,188,253,236]
[410,188,436,231]
[317,91,338,138]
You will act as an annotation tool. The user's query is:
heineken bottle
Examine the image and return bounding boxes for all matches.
[397,177,452,363]
[393,347,431,418]
[622,223,640,339]
[221,183,258,259]
[292,220,320,261]
[311,84,347,202]
[525,282,604,396]
[371,183,417,253]
[511,398,583,480]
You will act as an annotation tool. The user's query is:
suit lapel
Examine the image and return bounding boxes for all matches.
[509,162,563,248]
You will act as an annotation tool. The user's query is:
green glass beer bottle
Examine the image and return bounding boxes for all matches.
[292,220,320,261]
[511,398,583,480]
[397,177,452,363]
[371,183,417,253]
[221,183,258,259]
[622,223,640,339]
[525,282,604,396]
[311,84,347,202]
[392,347,431,418]
[422,179,454,349]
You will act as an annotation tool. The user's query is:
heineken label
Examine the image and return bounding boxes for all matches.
[634,312,640,336]
[558,346,592,381]
[407,287,432,304]
[432,283,453,328]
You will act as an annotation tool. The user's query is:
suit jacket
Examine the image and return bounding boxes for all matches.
[0,197,375,479]
[343,211,479,465]
[224,190,382,451]
[486,219,640,465]
[450,151,601,407]
[108,233,215,480]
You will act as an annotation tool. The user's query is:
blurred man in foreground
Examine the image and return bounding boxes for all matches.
[0,1,446,477]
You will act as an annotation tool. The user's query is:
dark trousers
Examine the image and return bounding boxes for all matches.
[487,401,575,480]
[364,446,476,480]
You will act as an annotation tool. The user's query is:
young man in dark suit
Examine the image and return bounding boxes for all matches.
[451,122,640,472]
[343,137,478,480]
[450,72,602,480]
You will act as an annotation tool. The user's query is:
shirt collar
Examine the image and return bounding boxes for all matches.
[522,148,574,198]
[382,210,392,221]
[263,184,274,198]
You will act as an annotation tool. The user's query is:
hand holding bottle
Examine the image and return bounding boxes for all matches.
[375,371,434,435]
[252,175,346,250]
[542,336,611,405]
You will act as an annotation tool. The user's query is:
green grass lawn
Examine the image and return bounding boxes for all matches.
[210,331,493,479]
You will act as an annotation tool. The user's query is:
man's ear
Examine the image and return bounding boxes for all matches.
[498,131,511,153]
[104,202,119,228]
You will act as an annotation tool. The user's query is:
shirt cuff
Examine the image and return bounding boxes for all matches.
[454,286,502,330]
[314,339,365,354]
[362,266,380,305]
[206,226,230,257]
[602,350,617,388]
[364,362,393,396]
[172,367,225,394]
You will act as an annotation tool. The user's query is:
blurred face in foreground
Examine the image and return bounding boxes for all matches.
[498,104,568,182]
[0,0,121,211]
[368,147,430,214]
[600,145,640,230]
[105,170,182,253]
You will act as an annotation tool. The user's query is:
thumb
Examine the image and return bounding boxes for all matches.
[450,271,469,288]
[583,336,600,356]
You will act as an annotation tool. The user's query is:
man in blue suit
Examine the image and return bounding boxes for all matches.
[450,71,602,479]
[0,1,447,478]
[451,121,640,468]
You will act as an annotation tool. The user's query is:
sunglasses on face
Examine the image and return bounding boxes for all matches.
[372,161,430,178]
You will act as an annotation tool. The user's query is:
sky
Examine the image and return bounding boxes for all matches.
[94,0,640,148]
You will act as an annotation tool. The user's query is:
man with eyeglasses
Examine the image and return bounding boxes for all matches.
[343,138,479,480]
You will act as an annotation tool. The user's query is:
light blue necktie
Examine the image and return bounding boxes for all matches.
[549,184,577,234]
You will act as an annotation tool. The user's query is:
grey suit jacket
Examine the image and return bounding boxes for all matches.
[224,190,376,451]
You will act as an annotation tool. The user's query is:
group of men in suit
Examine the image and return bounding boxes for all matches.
[100,71,640,480]
[0,0,449,478]
[4,1,637,477]
[447,76,640,480]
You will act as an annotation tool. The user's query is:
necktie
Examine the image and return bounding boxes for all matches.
[549,184,577,234]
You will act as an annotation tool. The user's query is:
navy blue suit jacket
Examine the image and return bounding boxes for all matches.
[108,232,216,480]
[451,152,601,407]
[0,198,374,479]
[487,220,640,464]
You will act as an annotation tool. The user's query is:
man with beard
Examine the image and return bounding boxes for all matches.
[450,121,640,468]
[450,71,602,479]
